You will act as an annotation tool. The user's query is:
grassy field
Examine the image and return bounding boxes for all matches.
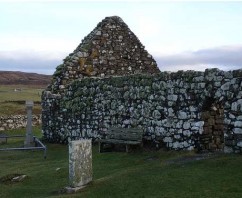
[1,128,242,198]
[0,85,45,116]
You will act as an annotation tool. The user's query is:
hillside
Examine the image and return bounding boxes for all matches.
[0,71,51,86]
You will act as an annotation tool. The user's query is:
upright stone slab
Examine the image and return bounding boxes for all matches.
[24,100,34,147]
[69,139,92,188]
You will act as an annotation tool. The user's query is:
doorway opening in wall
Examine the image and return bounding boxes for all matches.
[200,97,224,152]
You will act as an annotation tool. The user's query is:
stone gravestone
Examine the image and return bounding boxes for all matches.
[24,100,34,147]
[68,139,92,192]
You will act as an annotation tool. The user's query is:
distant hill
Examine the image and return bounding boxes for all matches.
[0,71,51,86]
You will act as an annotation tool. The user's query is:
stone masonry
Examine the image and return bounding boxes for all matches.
[0,115,41,131]
[42,16,242,153]
[49,16,159,93]
[42,69,242,153]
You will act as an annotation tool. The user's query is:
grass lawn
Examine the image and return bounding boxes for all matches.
[1,128,242,198]
[0,85,44,116]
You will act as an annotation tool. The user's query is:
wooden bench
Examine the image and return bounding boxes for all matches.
[98,127,143,153]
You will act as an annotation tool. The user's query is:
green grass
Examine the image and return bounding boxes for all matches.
[0,85,44,116]
[1,128,242,198]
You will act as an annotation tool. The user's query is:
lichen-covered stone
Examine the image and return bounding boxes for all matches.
[0,115,41,131]
[48,16,160,93]
[69,140,92,188]
[41,16,242,154]
[42,69,242,153]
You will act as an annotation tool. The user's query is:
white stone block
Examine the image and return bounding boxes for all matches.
[221,82,230,91]
[229,113,236,119]
[198,83,205,89]
[224,146,233,153]
[183,122,190,130]
[163,137,172,143]
[194,76,204,82]
[123,119,130,125]
[59,85,65,89]
[237,141,242,147]
[215,90,222,98]
[224,118,231,125]
[193,121,204,128]
[224,71,233,79]
[167,95,178,101]
[96,31,102,35]
[236,91,242,99]
[234,121,242,127]
[176,120,183,128]
[214,81,221,87]
[152,110,161,119]
[178,129,183,134]
[233,128,242,134]
[174,135,181,139]
[180,89,186,94]
[148,127,154,133]
[156,120,162,127]
[178,111,188,120]
[183,130,191,137]
[172,141,180,149]
[189,106,196,112]
[162,119,172,127]
[155,127,166,135]
[168,108,174,117]
[183,141,189,148]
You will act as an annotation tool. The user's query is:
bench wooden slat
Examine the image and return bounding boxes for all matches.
[98,127,143,153]
[99,139,142,144]
[107,134,142,141]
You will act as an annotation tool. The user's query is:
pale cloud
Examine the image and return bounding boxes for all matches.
[136,16,160,39]
[0,34,78,52]
[1,45,242,75]
[155,45,242,71]
[1,1,242,74]
[0,50,64,74]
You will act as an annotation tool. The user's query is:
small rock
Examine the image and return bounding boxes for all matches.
[11,175,27,182]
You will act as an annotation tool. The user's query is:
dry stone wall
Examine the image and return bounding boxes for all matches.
[42,68,242,153]
[0,114,41,131]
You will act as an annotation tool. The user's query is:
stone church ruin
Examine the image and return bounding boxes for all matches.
[42,16,242,153]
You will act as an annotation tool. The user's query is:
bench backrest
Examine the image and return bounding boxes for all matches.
[106,127,143,141]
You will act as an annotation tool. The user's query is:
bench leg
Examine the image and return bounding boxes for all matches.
[126,144,129,153]
[99,142,102,153]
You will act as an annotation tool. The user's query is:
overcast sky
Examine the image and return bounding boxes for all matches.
[0,0,242,74]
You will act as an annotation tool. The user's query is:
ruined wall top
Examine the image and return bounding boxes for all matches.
[49,16,160,92]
